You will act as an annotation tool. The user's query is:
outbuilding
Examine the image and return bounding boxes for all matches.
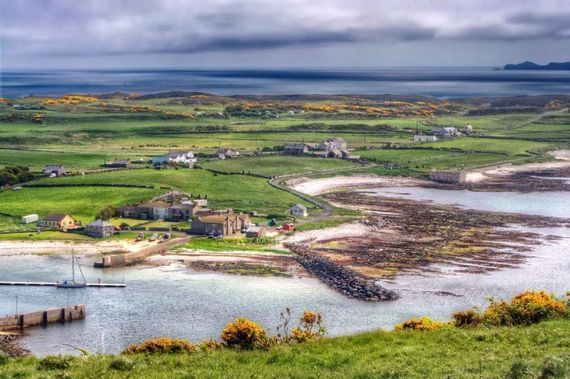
[21,214,39,224]
[290,204,308,218]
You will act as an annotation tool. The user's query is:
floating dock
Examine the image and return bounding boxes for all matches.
[0,305,85,331]
[0,281,125,288]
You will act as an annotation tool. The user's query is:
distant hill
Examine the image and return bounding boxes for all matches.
[504,61,570,70]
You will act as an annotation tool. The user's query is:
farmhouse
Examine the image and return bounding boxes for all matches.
[118,199,207,221]
[38,214,78,230]
[42,165,66,177]
[190,210,252,237]
[283,143,308,155]
[319,137,347,151]
[413,134,438,142]
[290,204,308,218]
[432,127,458,138]
[217,148,239,160]
[151,151,197,167]
[86,219,115,238]
[104,159,132,168]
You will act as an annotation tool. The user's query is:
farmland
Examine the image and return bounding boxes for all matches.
[0,92,568,234]
[28,169,311,216]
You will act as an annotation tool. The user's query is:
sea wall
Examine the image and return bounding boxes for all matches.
[429,171,467,184]
[0,305,85,331]
[95,236,190,268]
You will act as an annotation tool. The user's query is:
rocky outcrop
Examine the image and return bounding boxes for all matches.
[0,335,29,358]
[287,243,398,301]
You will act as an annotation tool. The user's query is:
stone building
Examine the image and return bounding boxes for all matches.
[86,219,115,238]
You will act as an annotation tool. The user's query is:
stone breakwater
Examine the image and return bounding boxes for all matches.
[286,243,398,301]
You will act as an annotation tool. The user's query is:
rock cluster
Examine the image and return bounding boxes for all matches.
[0,334,29,358]
[287,243,398,301]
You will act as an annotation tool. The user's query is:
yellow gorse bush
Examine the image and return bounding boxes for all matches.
[122,337,196,354]
[395,317,447,331]
[221,317,267,350]
[483,291,567,326]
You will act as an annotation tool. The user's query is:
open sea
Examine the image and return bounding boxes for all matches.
[2,67,570,98]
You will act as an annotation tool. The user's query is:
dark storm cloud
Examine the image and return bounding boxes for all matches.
[0,0,568,64]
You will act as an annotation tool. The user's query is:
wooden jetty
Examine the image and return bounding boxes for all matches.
[0,305,85,331]
[0,281,125,288]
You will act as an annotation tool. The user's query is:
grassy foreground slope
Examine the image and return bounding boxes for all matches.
[3,319,569,378]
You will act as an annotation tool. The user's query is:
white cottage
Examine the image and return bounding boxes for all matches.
[290,204,308,218]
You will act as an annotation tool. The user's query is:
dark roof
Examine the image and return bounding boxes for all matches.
[43,165,64,171]
[43,214,71,222]
[87,219,114,228]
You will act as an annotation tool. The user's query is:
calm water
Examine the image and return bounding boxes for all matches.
[0,188,568,355]
[3,67,570,98]
[365,188,570,218]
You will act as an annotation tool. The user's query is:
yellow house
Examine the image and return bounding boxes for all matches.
[39,214,77,230]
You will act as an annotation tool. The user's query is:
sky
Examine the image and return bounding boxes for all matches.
[1,0,570,69]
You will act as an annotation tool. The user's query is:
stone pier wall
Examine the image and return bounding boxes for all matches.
[0,305,85,331]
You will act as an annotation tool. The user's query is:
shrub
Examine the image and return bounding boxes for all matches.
[290,310,326,343]
[37,355,73,370]
[199,339,224,352]
[505,359,533,379]
[221,318,267,350]
[122,337,195,354]
[452,309,483,327]
[484,291,567,326]
[395,317,447,331]
[0,352,9,365]
[109,356,135,371]
[540,355,569,378]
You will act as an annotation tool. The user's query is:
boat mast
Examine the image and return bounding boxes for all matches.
[71,250,75,282]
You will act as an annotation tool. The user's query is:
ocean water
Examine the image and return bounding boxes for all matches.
[2,67,570,98]
[0,188,568,355]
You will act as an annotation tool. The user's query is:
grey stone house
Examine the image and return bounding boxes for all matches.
[283,143,308,155]
[86,219,115,238]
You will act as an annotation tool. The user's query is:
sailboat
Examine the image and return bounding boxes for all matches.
[57,250,87,288]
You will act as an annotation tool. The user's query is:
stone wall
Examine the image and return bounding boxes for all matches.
[94,236,190,268]
[0,305,85,331]
[429,171,467,184]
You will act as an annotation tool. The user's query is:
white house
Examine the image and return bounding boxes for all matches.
[290,204,308,218]
[413,134,438,142]
[152,151,197,167]
[432,127,458,138]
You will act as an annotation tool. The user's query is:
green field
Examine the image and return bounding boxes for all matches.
[2,319,569,378]
[0,186,162,224]
[30,169,311,216]
[201,155,360,177]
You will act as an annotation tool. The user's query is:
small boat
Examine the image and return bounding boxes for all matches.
[57,250,87,289]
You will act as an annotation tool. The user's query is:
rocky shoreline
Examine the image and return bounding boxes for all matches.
[287,242,398,301]
[0,334,29,358]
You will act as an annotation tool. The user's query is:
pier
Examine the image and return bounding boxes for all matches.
[0,281,125,287]
[0,305,85,331]
[94,236,190,268]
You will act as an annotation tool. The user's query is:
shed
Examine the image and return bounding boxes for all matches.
[21,214,39,224]
[290,204,308,218]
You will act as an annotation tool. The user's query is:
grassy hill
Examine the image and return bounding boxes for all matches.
[2,319,569,378]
